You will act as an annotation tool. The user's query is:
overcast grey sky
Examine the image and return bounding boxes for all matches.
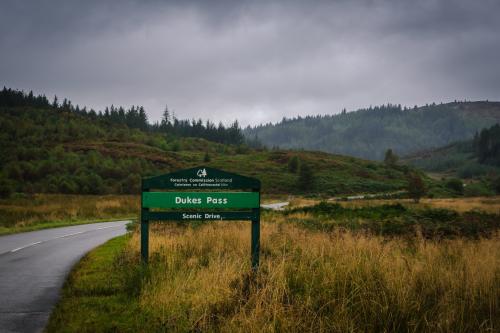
[1,0,500,125]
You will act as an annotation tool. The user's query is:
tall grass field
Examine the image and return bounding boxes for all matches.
[47,208,499,332]
[0,194,138,234]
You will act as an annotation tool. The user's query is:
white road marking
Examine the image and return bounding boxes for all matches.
[10,241,42,253]
[8,225,123,253]
[60,231,84,238]
[96,226,117,230]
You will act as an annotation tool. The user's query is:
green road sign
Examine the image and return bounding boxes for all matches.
[142,191,260,209]
[140,166,261,270]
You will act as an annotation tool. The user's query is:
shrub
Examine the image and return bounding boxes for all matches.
[384,148,399,167]
[494,177,500,194]
[298,163,314,191]
[58,178,79,194]
[235,144,249,154]
[457,162,490,178]
[445,178,464,194]
[287,202,500,239]
[0,176,13,198]
[122,173,141,194]
[203,152,211,163]
[407,172,427,203]
[171,142,181,152]
[85,173,105,194]
[288,156,299,173]
[464,182,494,197]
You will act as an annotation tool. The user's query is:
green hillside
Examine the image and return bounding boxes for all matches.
[403,124,500,195]
[403,141,480,177]
[0,89,415,197]
[245,101,500,160]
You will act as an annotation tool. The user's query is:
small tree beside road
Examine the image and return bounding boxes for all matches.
[407,172,427,203]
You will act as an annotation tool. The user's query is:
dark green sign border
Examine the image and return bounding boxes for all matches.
[141,166,261,269]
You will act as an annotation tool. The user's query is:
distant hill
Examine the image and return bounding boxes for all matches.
[403,123,500,180]
[245,101,500,160]
[0,88,417,197]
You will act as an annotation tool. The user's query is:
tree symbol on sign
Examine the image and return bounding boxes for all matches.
[197,168,207,178]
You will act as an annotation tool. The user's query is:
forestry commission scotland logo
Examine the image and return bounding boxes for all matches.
[196,168,207,178]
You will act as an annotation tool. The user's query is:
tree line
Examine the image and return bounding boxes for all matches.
[0,87,251,197]
[244,101,500,160]
[0,87,244,145]
[474,124,500,166]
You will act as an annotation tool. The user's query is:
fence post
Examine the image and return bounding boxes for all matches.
[251,217,260,270]
[141,183,149,263]
[251,187,261,270]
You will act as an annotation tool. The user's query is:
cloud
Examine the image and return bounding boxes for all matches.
[1,0,500,125]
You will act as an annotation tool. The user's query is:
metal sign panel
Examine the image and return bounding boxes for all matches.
[144,210,259,221]
[142,166,260,190]
[140,166,261,269]
[142,192,260,209]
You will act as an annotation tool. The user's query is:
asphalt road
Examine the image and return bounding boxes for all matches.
[261,202,289,210]
[0,221,129,333]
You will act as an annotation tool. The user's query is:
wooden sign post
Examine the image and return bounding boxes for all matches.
[140,166,261,269]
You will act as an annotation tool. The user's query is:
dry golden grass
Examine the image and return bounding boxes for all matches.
[419,196,500,213]
[337,196,500,214]
[0,194,139,233]
[287,196,320,208]
[121,215,500,332]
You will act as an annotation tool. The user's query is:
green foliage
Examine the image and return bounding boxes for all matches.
[0,175,13,198]
[475,124,500,166]
[297,163,314,191]
[171,141,181,152]
[0,88,418,196]
[384,148,399,167]
[288,202,500,239]
[245,101,500,160]
[457,162,494,179]
[288,155,299,173]
[122,174,141,194]
[407,172,427,202]
[464,182,494,197]
[405,124,500,182]
[494,177,500,194]
[445,178,464,194]
[1,87,245,146]
[45,236,147,332]
[203,151,211,162]
[235,144,250,154]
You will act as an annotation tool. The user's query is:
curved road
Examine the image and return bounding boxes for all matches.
[0,204,287,333]
[0,221,129,333]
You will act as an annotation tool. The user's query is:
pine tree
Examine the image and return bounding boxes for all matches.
[138,106,148,131]
[52,95,59,108]
[161,105,171,130]
[288,156,299,173]
[384,149,399,167]
[297,163,314,191]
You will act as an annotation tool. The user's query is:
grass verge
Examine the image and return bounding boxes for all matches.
[47,214,499,332]
[0,217,136,236]
[45,235,146,333]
